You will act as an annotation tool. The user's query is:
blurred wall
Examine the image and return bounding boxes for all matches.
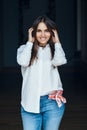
[80,0,87,64]
[0,0,4,67]
[0,0,19,67]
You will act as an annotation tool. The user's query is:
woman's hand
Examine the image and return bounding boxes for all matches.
[52,30,60,43]
[48,90,63,100]
[48,90,66,107]
[28,27,35,43]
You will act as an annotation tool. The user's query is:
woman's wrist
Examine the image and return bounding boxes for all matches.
[54,38,60,43]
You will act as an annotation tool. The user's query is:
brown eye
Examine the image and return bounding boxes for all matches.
[37,29,41,32]
[45,29,49,32]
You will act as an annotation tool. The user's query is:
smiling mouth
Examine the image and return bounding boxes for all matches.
[40,38,47,41]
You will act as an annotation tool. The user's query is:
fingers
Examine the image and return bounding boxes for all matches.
[48,94,66,103]
[58,95,66,103]
[48,90,63,99]
[48,94,56,100]
[48,90,59,99]
[57,90,63,95]
[48,90,66,103]
[52,29,60,43]
[28,27,34,42]
[52,29,58,37]
[28,27,33,33]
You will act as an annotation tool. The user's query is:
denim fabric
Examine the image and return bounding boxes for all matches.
[21,95,65,130]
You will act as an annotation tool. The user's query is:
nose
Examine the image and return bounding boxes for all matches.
[41,31,45,37]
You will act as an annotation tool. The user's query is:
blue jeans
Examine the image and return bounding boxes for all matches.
[21,95,65,130]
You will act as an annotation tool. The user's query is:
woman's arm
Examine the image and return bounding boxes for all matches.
[17,42,33,67]
[17,28,34,67]
[51,30,67,66]
[51,43,67,66]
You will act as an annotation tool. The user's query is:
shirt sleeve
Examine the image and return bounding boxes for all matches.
[51,42,67,67]
[17,41,33,67]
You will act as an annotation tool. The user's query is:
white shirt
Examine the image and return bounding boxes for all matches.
[17,41,67,113]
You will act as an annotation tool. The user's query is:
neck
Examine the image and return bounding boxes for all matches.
[38,43,47,48]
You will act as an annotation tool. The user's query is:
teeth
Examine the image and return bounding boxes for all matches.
[40,38,46,40]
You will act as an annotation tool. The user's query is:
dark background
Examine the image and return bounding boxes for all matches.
[0,0,87,130]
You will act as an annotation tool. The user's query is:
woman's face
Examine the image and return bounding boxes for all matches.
[36,22,51,47]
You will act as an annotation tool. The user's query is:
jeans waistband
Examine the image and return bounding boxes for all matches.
[40,95,48,99]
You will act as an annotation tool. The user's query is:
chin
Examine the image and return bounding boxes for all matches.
[38,42,47,47]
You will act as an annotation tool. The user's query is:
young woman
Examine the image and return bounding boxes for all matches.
[17,15,67,130]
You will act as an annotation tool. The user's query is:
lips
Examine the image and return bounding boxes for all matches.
[40,37,46,41]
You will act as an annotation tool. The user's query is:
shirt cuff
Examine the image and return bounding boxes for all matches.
[26,41,33,46]
[57,87,63,91]
[55,42,61,48]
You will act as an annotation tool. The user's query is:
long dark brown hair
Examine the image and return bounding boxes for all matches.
[29,15,58,66]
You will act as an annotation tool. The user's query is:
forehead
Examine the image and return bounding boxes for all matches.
[37,22,47,29]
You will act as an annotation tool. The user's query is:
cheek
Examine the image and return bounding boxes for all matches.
[36,33,39,39]
[36,32,41,37]
[47,34,51,39]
